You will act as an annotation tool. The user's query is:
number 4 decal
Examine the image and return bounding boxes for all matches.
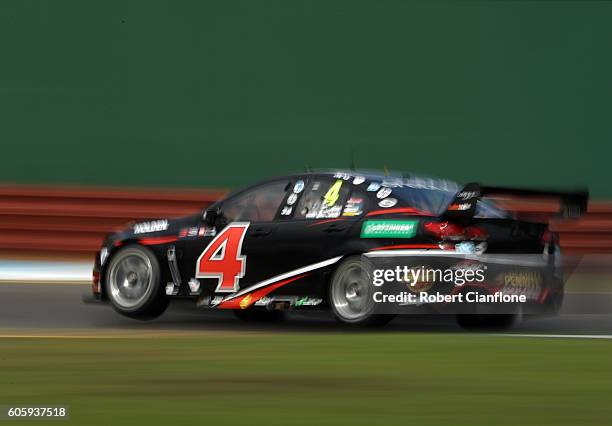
[196,223,250,293]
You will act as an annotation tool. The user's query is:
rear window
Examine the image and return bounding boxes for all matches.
[390,186,509,218]
[390,186,452,215]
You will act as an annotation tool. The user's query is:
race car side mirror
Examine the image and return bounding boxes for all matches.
[202,207,218,227]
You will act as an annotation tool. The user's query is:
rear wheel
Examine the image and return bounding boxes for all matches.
[105,245,169,320]
[329,256,394,327]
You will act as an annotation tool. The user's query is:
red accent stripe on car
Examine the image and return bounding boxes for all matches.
[537,287,550,304]
[216,273,310,309]
[308,218,347,227]
[138,236,178,245]
[369,244,440,251]
[366,207,431,217]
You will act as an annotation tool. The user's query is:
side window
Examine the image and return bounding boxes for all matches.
[294,179,350,219]
[220,181,289,223]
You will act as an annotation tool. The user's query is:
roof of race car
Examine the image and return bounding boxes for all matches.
[301,169,461,192]
[218,170,461,209]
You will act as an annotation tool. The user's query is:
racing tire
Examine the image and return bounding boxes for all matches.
[233,309,286,322]
[105,245,169,320]
[455,314,517,331]
[329,256,395,327]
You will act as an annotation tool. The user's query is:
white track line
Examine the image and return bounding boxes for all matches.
[0,260,92,283]
[491,334,612,340]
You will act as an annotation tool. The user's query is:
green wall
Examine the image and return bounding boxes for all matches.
[0,1,610,196]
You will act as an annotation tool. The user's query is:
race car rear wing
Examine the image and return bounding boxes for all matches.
[442,182,589,220]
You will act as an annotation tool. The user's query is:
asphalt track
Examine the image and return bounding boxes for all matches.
[1,283,612,336]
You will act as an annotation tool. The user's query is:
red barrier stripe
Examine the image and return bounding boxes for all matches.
[0,184,610,255]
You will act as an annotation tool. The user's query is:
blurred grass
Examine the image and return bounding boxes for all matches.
[1,333,612,425]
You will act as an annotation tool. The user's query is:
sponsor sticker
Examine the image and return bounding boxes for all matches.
[343,197,364,216]
[501,271,542,298]
[353,176,365,185]
[367,182,381,192]
[198,227,216,237]
[503,271,542,287]
[295,297,323,307]
[334,172,352,180]
[457,190,479,200]
[239,294,252,309]
[293,180,305,194]
[307,205,342,219]
[361,220,418,239]
[287,193,298,205]
[376,187,392,199]
[323,180,343,207]
[181,227,204,238]
[254,297,272,306]
[378,198,397,208]
[281,206,293,216]
[448,203,471,211]
[133,220,168,234]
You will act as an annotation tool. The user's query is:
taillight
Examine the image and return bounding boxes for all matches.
[465,226,488,241]
[423,221,465,240]
[423,221,487,241]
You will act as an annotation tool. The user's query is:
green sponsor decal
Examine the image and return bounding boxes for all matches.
[360,220,418,238]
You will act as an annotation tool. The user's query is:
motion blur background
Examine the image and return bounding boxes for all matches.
[1,0,611,259]
[1,3,612,425]
[0,0,610,192]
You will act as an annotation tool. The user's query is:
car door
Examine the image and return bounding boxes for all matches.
[177,179,291,300]
[256,176,364,298]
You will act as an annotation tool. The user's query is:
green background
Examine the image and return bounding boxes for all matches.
[0,1,610,196]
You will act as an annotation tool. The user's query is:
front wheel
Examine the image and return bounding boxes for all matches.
[329,256,394,327]
[105,245,169,320]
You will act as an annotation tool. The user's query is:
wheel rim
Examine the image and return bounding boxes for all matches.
[331,262,374,321]
[108,251,153,309]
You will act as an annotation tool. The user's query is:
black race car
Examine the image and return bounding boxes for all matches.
[90,171,587,328]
